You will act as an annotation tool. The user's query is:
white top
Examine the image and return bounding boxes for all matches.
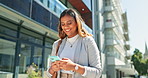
[59,34,79,74]
[59,34,79,61]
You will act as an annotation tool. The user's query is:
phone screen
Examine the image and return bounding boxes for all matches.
[49,56,61,62]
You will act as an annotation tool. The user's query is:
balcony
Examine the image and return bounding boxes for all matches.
[107,56,125,65]
[114,44,125,55]
[124,44,130,50]
[105,39,118,46]
[113,28,123,40]
[124,33,129,41]
[104,6,114,12]
[105,21,124,41]
[105,21,116,28]
[111,10,123,29]
[105,38,125,55]
[115,64,137,75]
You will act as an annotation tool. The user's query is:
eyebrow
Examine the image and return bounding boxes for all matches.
[61,20,73,23]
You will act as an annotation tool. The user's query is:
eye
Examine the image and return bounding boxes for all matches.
[61,23,65,26]
[67,21,72,25]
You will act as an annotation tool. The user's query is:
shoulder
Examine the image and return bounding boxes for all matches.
[82,36,95,42]
[53,39,61,46]
[81,36,96,45]
[53,37,66,46]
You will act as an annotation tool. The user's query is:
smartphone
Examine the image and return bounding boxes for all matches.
[49,56,61,62]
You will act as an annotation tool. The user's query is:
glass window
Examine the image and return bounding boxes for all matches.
[54,4,57,12]
[47,0,50,7]
[48,0,67,16]
[40,0,43,3]
[0,25,17,37]
[19,44,31,74]
[44,48,51,70]
[105,0,111,6]
[105,30,113,39]
[18,44,43,77]
[0,39,15,78]
[0,19,17,37]
[20,27,43,45]
[33,46,42,68]
[50,0,55,11]
[45,37,54,48]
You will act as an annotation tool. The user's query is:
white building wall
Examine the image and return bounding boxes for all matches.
[92,0,135,78]
[103,0,133,78]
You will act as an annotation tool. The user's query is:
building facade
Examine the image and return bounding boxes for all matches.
[92,0,137,78]
[0,0,136,78]
[104,0,137,77]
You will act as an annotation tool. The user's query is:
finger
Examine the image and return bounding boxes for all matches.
[62,58,69,60]
[52,60,60,65]
[51,62,56,66]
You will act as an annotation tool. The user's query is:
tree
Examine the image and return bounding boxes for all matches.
[131,48,148,75]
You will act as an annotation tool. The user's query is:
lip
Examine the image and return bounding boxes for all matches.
[64,29,71,32]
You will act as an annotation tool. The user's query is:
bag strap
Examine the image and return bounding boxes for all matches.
[56,40,62,56]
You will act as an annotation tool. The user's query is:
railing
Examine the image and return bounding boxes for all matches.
[105,21,116,28]
[104,5,114,12]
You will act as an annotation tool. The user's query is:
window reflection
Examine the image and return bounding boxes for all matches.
[33,47,42,68]
[0,24,17,37]
[36,0,67,16]
[0,39,15,78]
[19,44,31,74]
[20,27,43,45]
[44,48,51,70]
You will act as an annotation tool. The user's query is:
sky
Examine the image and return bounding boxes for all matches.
[121,0,148,54]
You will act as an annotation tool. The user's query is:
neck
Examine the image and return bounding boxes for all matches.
[67,33,78,38]
[67,34,79,47]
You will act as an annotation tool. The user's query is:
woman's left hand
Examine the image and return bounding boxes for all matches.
[59,58,75,71]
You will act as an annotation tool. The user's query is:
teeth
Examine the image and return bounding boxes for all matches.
[65,29,70,32]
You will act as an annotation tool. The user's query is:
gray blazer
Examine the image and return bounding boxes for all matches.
[50,35,102,78]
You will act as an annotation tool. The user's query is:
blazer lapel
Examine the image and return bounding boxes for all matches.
[74,36,83,63]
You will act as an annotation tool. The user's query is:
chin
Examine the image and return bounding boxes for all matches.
[65,32,71,35]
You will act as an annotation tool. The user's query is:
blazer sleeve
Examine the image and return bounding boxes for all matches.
[51,39,60,56]
[83,36,102,78]
[46,39,60,78]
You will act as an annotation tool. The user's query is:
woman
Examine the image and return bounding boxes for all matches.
[47,8,102,78]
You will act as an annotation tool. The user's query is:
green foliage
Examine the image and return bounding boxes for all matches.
[131,48,148,75]
[27,63,42,78]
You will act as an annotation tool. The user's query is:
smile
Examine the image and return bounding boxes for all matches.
[65,29,71,32]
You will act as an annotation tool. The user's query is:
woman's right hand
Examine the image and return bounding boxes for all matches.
[49,61,61,75]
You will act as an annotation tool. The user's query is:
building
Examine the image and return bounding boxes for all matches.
[92,0,137,78]
[144,43,148,59]
[0,0,92,78]
[0,0,137,78]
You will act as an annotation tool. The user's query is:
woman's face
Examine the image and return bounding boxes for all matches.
[61,14,78,38]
